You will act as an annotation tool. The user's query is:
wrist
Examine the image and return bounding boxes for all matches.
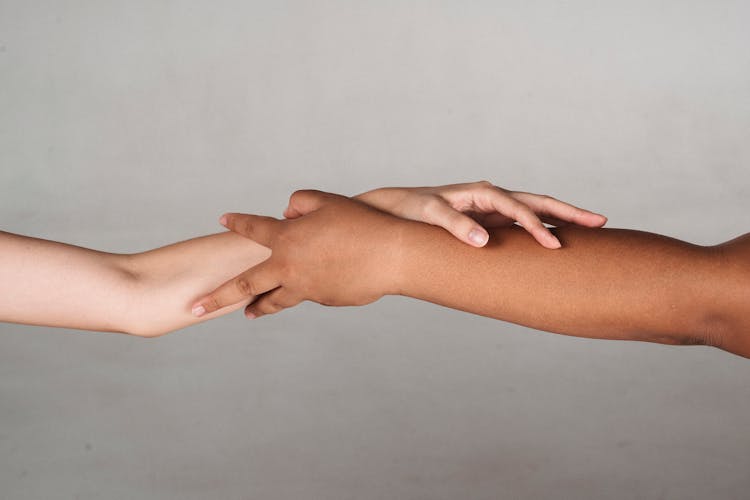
[382,218,424,298]
[382,219,462,300]
[353,188,382,204]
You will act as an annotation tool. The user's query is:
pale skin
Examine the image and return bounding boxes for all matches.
[0,230,270,337]
[193,189,750,359]
[1,182,602,337]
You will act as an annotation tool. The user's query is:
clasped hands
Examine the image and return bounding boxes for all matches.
[192,181,606,319]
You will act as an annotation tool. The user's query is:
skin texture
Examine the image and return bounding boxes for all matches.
[397,225,749,353]
[194,190,750,358]
[353,181,607,248]
[2,183,602,336]
[0,230,270,337]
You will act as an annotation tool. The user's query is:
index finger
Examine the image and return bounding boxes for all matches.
[220,213,282,247]
[191,259,282,316]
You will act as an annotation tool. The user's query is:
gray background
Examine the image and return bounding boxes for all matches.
[1,1,749,499]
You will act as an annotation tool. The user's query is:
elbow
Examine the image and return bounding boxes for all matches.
[122,325,174,339]
[688,314,750,359]
[114,254,181,339]
[676,313,731,349]
[118,303,184,338]
[117,317,175,338]
[641,244,745,355]
[700,309,750,359]
[676,240,750,358]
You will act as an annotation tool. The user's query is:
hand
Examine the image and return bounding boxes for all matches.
[352,181,607,248]
[191,190,408,319]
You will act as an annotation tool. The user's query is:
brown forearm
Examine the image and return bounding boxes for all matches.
[396,223,749,356]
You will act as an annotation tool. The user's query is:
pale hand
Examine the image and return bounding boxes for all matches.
[352,181,607,248]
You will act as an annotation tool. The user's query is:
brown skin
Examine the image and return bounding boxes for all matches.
[0,182,603,337]
[193,190,750,358]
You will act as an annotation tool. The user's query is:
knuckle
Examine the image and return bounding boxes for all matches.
[420,196,444,218]
[291,188,323,202]
[529,216,546,229]
[290,189,310,201]
[267,300,283,312]
[289,190,312,210]
[509,200,529,217]
[475,180,493,188]
[518,208,542,227]
[208,296,222,311]
[540,195,559,210]
[259,301,280,314]
[241,218,255,237]
[235,277,255,296]
[479,185,504,200]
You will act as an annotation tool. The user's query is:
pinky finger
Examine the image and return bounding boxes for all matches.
[540,216,572,227]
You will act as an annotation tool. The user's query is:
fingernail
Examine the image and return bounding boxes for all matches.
[548,234,562,248]
[468,229,489,246]
[219,214,228,226]
[245,311,256,320]
[192,304,206,317]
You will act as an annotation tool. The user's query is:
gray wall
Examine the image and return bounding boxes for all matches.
[1,1,749,499]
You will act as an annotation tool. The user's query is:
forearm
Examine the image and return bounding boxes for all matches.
[124,232,270,336]
[395,223,750,356]
[0,231,270,336]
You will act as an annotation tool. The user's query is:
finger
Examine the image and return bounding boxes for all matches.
[283,189,331,219]
[510,192,607,227]
[539,216,571,227]
[244,288,302,319]
[473,212,514,228]
[420,197,490,247]
[191,259,282,316]
[220,213,281,247]
[480,191,562,249]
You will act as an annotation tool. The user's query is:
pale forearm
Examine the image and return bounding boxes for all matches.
[0,231,139,333]
[395,223,750,356]
[124,232,270,336]
[0,230,270,336]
